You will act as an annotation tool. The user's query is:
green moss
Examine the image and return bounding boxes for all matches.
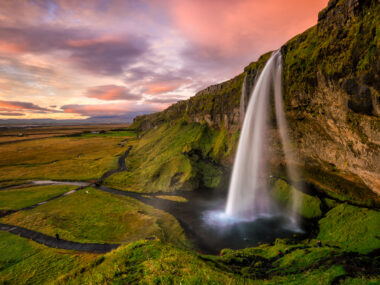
[283,0,379,102]
[324,198,339,209]
[318,203,380,253]
[341,277,380,285]
[304,165,378,207]
[54,240,240,284]
[270,179,322,219]
[262,265,346,285]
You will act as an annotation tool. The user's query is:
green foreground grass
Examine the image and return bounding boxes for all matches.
[1,188,186,246]
[0,135,133,183]
[55,238,379,285]
[0,231,97,285]
[0,185,75,211]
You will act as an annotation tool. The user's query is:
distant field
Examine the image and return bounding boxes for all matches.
[1,188,186,245]
[0,231,98,285]
[0,185,75,210]
[0,124,130,144]
[0,132,135,182]
[78,130,136,138]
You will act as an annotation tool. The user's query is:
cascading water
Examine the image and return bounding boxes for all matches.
[226,50,301,224]
[240,74,247,125]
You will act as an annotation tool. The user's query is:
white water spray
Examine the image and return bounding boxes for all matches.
[226,50,301,224]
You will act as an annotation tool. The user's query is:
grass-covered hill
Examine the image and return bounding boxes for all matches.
[123,0,379,209]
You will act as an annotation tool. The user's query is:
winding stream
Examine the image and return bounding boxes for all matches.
[0,146,301,254]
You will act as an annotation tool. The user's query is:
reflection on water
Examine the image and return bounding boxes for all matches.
[32,180,89,187]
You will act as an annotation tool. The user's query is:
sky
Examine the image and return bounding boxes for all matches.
[0,0,328,120]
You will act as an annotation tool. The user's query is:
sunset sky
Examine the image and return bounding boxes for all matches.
[0,0,328,120]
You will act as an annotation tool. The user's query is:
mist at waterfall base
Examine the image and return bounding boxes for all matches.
[203,51,303,244]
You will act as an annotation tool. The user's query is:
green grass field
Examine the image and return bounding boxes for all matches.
[0,185,75,210]
[54,240,241,285]
[1,188,187,246]
[78,130,136,138]
[0,134,134,183]
[0,231,98,285]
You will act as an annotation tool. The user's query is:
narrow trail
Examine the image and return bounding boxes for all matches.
[98,146,132,182]
[0,223,119,253]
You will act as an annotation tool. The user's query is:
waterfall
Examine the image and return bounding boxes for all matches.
[273,58,302,224]
[226,50,300,223]
[240,74,247,124]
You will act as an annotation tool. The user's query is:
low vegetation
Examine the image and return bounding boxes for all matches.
[1,188,187,246]
[0,231,98,285]
[156,195,188,203]
[0,134,133,183]
[270,179,322,219]
[55,235,380,285]
[0,185,75,210]
[318,203,380,254]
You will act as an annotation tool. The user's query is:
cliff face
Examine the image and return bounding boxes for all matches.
[132,0,379,205]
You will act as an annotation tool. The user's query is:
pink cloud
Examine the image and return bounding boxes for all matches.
[0,100,59,113]
[169,0,328,57]
[61,102,160,117]
[145,84,179,94]
[85,85,141,101]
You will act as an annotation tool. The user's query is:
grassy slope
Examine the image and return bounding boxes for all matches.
[0,185,75,210]
[0,231,97,285]
[105,121,238,193]
[318,203,380,254]
[1,188,186,246]
[55,238,379,285]
[0,135,132,182]
[55,240,244,285]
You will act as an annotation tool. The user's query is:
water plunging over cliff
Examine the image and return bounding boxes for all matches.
[226,51,300,223]
[240,74,247,125]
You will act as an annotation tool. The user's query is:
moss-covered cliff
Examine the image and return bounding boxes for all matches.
[125,0,379,207]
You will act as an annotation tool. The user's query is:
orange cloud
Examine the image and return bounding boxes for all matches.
[85,85,141,101]
[170,0,328,57]
[145,84,179,94]
[61,102,159,117]
[0,100,59,113]
[0,42,28,54]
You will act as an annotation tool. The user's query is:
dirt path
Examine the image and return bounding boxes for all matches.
[0,223,119,253]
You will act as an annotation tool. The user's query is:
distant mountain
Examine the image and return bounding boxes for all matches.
[0,112,155,126]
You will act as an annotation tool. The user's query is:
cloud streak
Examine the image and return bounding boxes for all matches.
[0,100,60,113]
[0,26,149,75]
[85,85,141,101]
[61,102,160,117]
